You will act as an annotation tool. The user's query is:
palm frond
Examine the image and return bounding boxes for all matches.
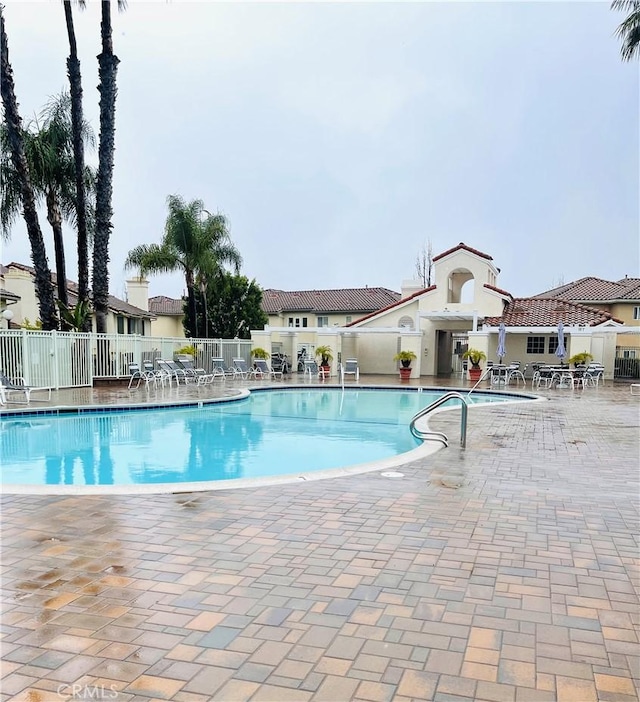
[124,243,183,276]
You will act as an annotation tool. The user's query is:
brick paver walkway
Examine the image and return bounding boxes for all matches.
[1,378,639,701]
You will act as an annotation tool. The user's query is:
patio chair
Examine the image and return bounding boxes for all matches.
[584,364,605,387]
[342,358,360,381]
[233,358,253,379]
[253,358,283,379]
[506,361,526,386]
[157,359,190,386]
[211,358,236,380]
[175,356,215,385]
[0,372,32,405]
[128,362,157,390]
[303,359,322,380]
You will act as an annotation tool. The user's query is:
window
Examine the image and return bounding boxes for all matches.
[287,317,308,328]
[633,306,640,320]
[527,336,545,354]
[116,316,125,334]
[548,336,566,354]
[317,316,329,327]
[345,316,352,324]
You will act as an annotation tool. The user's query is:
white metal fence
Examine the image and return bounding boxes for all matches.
[0,330,252,389]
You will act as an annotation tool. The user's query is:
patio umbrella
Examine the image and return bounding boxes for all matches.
[497,322,506,364]
[556,322,566,363]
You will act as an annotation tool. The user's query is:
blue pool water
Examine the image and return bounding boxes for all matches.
[1,388,513,487]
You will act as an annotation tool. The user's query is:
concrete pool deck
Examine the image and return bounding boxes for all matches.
[1,376,639,701]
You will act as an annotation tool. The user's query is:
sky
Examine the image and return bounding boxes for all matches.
[1,0,638,304]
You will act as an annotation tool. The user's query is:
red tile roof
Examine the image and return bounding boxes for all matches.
[483,283,513,300]
[485,298,623,327]
[261,287,400,315]
[432,242,494,263]
[149,296,184,316]
[533,276,640,302]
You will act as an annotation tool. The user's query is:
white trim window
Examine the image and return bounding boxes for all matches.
[633,306,640,320]
[317,316,329,327]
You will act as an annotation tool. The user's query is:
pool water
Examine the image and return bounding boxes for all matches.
[1,388,512,487]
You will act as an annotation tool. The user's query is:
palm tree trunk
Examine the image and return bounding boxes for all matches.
[64,0,91,330]
[46,189,69,309]
[185,270,197,338]
[93,0,120,333]
[0,9,58,330]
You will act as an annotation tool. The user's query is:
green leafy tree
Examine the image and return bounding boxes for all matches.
[0,8,58,330]
[189,273,267,339]
[1,93,96,314]
[612,0,640,61]
[124,194,242,338]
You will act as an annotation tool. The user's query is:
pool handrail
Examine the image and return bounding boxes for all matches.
[409,391,469,449]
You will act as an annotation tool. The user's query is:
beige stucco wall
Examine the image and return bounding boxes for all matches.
[151,316,185,339]
[267,311,364,328]
[4,268,40,326]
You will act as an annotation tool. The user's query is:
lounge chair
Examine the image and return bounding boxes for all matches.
[211,358,236,380]
[175,356,216,385]
[342,358,359,381]
[253,358,283,379]
[233,358,253,379]
[0,372,31,405]
[303,359,322,380]
[157,359,191,385]
[128,363,157,390]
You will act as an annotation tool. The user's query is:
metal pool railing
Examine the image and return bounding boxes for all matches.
[409,391,470,449]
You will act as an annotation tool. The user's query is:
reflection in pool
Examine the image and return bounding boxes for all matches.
[1,388,514,486]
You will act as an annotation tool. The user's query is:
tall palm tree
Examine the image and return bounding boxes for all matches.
[63,0,92,328]
[124,195,243,338]
[1,94,96,312]
[93,0,126,333]
[0,8,58,330]
[612,0,640,61]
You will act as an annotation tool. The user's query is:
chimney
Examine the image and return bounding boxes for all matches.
[126,277,149,311]
[401,279,424,299]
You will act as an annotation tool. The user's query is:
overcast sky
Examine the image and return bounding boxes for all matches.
[1,1,638,303]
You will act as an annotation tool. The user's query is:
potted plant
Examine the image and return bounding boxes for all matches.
[462,348,487,382]
[568,351,593,367]
[315,345,333,378]
[393,350,417,380]
[251,347,270,360]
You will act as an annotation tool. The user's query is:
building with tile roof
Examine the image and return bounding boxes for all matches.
[261,287,400,329]
[2,263,154,334]
[252,242,627,380]
[533,276,640,348]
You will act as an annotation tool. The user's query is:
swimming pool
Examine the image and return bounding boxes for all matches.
[1,387,523,491]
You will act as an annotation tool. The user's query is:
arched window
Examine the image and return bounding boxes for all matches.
[398,315,414,330]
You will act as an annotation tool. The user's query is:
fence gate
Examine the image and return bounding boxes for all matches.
[615,347,640,379]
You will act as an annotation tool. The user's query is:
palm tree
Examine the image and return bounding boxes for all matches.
[612,0,640,61]
[64,0,92,328]
[1,94,96,313]
[124,195,243,338]
[93,0,126,334]
[0,8,58,330]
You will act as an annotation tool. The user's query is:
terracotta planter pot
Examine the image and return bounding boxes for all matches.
[468,366,482,382]
[399,367,412,380]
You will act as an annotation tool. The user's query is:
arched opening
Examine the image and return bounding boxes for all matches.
[398,315,414,330]
[447,268,474,303]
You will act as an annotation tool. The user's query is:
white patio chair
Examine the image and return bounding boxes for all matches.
[342,358,360,381]
[0,372,31,405]
[253,358,283,379]
[233,358,253,379]
[211,358,236,380]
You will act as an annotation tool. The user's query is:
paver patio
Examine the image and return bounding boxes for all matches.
[1,376,638,701]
